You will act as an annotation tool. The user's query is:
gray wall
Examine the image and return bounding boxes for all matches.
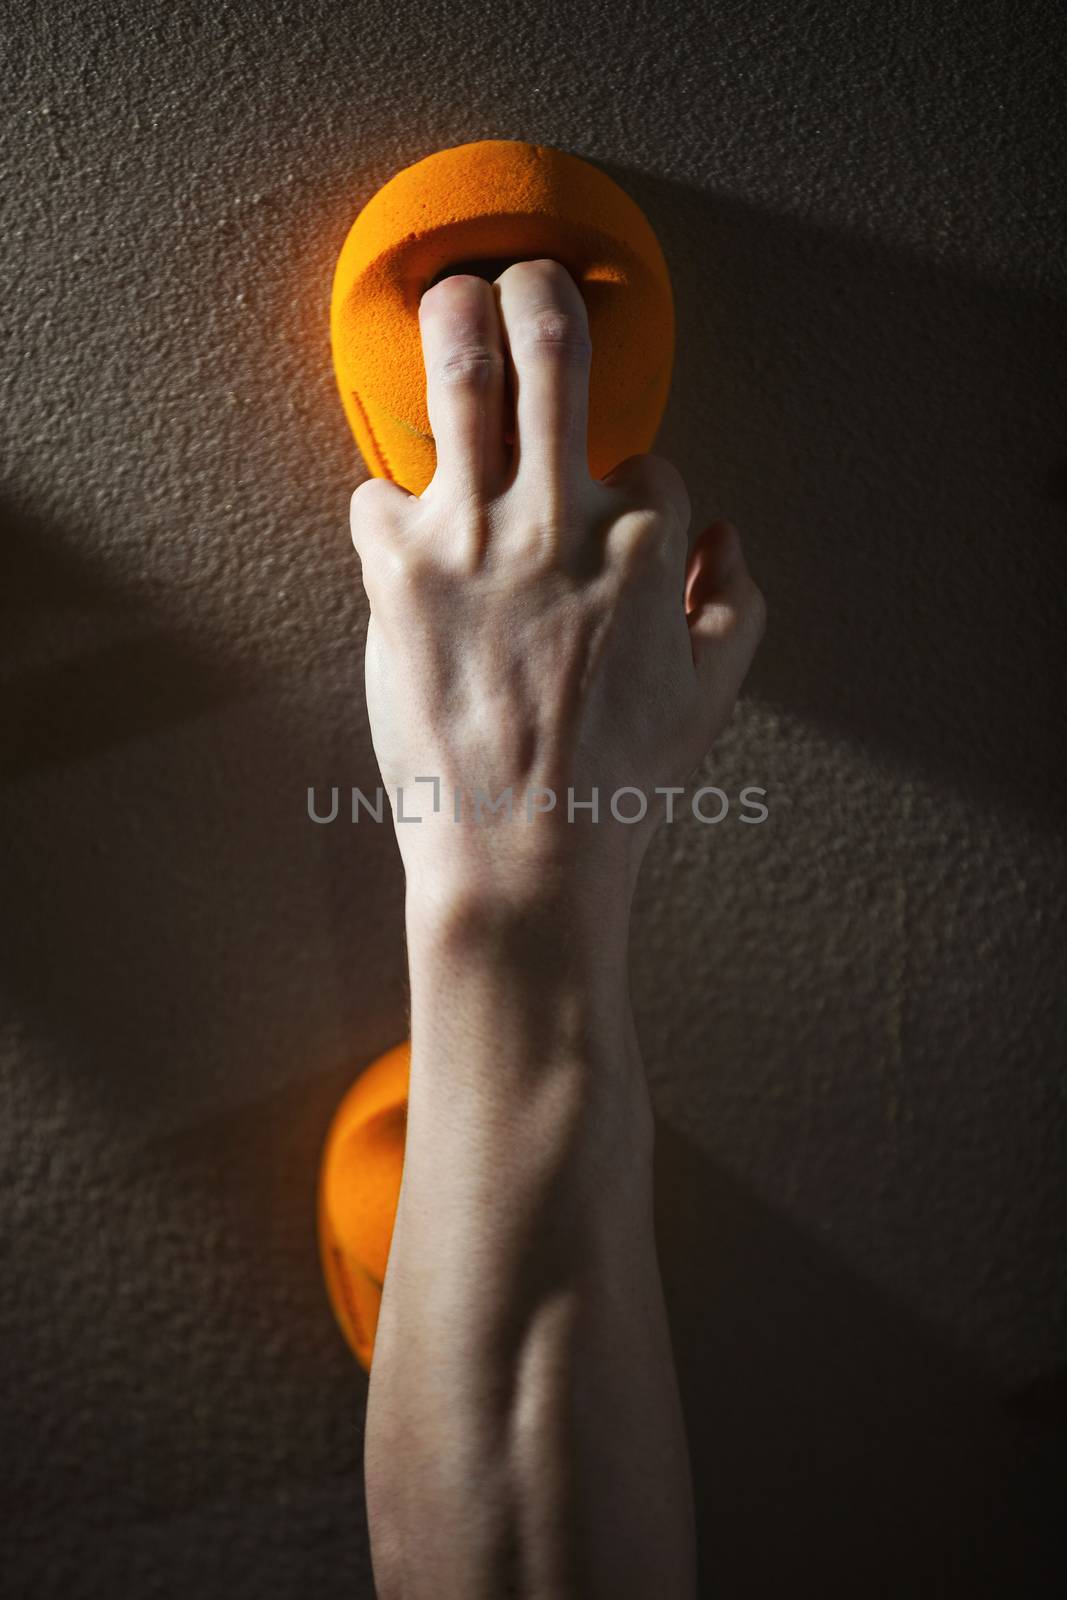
[2,0,1064,1594]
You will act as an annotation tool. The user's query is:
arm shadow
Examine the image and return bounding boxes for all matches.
[654,1119,1064,1597]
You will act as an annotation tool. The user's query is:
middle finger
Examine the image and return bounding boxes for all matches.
[494,259,594,525]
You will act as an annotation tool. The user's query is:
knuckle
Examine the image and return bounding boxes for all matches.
[515,515,569,559]
[351,476,386,510]
[610,509,667,570]
[601,452,691,531]
[351,476,408,525]
[433,345,503,387]
[364,537,436,603]
[448,498,493,564]
[520,310,592,360]
[644,453,692,527]
[392,544,435,590]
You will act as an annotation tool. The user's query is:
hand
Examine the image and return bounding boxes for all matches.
[349,259,766,916]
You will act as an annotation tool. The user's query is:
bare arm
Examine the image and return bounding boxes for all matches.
[350,259,766,1598]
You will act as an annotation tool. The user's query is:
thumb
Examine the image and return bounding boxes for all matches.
[685,519,767,731]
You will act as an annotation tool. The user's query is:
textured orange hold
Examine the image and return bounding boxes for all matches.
[318,1041,410,1372]
[330,138,675,493]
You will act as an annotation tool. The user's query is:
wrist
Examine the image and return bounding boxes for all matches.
[404,864,632,989]
[393,789,650,933]
[402,868,655,1163]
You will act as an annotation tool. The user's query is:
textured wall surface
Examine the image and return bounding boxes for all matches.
[2,1,1064,1594]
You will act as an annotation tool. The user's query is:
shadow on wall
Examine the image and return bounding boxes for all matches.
[654,1120,1062,1596]
[598,162,1067,832]
[0,496,236,779]
[0,490,406,1128]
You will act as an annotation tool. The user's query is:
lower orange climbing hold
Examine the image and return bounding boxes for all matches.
[318,1040,410,1372]
[330,138,675,494]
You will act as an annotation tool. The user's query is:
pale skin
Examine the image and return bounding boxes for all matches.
[351,258,767,1598]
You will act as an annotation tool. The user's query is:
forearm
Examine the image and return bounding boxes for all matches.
[363,882,697,1599]
[351,250,763,1600]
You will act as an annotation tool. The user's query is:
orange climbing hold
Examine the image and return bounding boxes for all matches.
[330,138,675,493]
[318,1040,410,1372]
